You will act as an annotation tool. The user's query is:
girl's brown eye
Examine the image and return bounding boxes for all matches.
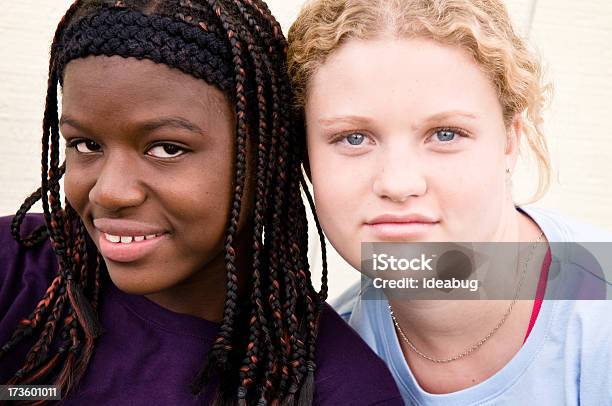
[70,140,101,153]
[147,144,187,158]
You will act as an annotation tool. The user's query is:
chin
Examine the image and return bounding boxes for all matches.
[105,267,165,296]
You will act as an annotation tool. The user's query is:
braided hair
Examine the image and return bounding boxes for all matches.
[1,1,328,405]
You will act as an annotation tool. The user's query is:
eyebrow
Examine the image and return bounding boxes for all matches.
[422,110,479,122]
[140,117,205,136]
[317,115,375,127]
[59,116,206,136]
[317,111,479,128]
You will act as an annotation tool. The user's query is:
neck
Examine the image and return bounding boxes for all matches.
[389,298,535,393]
[386,206,548,393]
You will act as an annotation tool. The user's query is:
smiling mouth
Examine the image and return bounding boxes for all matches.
[97,232,168,263]
[102,232,164,244]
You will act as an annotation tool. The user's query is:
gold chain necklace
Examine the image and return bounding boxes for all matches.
[389,232,545,363]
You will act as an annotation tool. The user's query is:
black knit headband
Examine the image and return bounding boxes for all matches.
[56,7,234,92]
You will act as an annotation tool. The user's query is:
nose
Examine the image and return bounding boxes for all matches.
[88,153,146,211]
[372,147,427,203]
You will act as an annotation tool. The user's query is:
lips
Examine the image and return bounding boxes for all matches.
[97,231,168,263]
[365,213,439,240]
[93,218,168,236]
[93,218,169,263]
[366,213,438,224]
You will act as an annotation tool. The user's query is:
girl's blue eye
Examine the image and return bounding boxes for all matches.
[434,130,457,142]
[346,133,365,145]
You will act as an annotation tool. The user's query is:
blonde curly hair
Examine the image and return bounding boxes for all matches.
[288,0,552,201]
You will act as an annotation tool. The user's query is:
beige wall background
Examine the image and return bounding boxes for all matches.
[1,1,611,300]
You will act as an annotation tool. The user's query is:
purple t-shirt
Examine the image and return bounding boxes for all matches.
[0,214,403,405]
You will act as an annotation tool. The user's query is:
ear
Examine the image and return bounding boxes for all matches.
[505,113,522,172]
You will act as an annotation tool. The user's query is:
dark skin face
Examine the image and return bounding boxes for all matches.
[60,56,253,322]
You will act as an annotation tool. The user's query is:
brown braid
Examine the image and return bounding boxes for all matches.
[2,1,329,405]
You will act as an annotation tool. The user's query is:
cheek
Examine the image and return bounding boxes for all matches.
[309,148,369,267]
[64,165,92,214]
[312,175,363,268]
[169,159,234,236]
[429,147,506,219]
[309,147,356,222]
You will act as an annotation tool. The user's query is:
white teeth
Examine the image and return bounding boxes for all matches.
[105,233,121,243]
[104,233,158,243]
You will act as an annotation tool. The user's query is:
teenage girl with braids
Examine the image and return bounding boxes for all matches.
[288,0,612,404]
[0,1,403,405]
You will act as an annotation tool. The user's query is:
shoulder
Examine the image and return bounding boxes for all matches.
[520,206,612,298]
[548,301,612,381]
[0,213,57,335]
[551,300,612,339]
[0,212,57,284]
[313,302,402,405]
[0,213,59,382]
[520,205,612,242]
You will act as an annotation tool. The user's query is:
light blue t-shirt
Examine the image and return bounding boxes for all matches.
[333,206,612,405]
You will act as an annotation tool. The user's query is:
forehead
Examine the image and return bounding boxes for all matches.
[306,37,502,120]
[61,55,230,123]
